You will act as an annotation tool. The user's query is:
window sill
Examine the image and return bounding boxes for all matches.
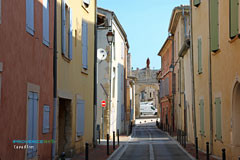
[212,49,221,56]
[82,4,89,13]
[81,68,88,75]
[62,53,71,63]
[228,35,238,43]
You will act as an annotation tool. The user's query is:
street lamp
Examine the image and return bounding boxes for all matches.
[106,31,114,45]
[169,64,174,72]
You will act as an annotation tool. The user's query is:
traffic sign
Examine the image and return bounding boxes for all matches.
[101,100,106,107]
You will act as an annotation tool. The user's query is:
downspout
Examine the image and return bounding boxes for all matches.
[171,36,175,131]
[190,0,197,141]
[52,0,57,159]
[208,0,213,154]
[109,14,113,135]
[93,0,97,147]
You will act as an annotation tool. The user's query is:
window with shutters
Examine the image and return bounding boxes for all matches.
[76,100,85,137]
[43,0,50,46]
[82,20,88,69]
[193,0,201,7]
[215,97,222,140]
[61,1,72,60]
[198,37,203,74]
[199,99,204,135]
[230,0,239,39]
[43,105,50,133]
[27,92,38,159]
[26,0,34,35]
[210,0,219,52]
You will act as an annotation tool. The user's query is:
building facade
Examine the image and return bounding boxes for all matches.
[55,0,96,157]
[192,0,240,159]
[96,7,129,138]
[0,0,54,159]
[132,60,159,118]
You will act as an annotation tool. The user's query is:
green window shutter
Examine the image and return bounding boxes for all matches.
[198,38,202,74]
[194,0,201,7]
[230,0,239,38]
[215,98,222,140]
[210,0,219,52]
[200,99,204,135]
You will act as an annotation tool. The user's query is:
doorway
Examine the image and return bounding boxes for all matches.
[58,98,72,156]
[232,82,240,146]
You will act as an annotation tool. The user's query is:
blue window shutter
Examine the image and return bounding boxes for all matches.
[43,105,50,133]
[61,0,66,54]
[68,8,73,60]
[43,0,50,46]
[32,93,38,157]
[82,21,88,69]
[27,92,34,158]
[26,0,34,35]
[76,100,85,136]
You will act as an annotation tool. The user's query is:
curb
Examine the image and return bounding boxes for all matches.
[164,130,196,160]
[106,144,125,160]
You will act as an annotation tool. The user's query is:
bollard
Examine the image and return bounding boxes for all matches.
[195,137,199,159]
[117,129,120,146]
[85,142,89,160]
[177,130,179,142]
[99,129,101,144]
[183,131,186,148]
[107,134,109,155]
[222,148,226,160]
[113,131,115,150]
[206,142,209,160]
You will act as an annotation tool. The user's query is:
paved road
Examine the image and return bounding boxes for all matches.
[109,118,193,160]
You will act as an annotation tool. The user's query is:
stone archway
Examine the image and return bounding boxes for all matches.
[232,82,240,146]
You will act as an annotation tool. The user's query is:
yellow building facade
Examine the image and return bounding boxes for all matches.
[55,0,96,157]
[192,0,240,159]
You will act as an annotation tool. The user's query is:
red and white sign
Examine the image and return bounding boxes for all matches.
[101,100,106,107]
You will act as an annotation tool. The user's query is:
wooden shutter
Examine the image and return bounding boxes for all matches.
[27,92,34,158]
[82,21,88,69]
[26,0,34,35]
[198,38,202,74]
[68,8,73,59]
[210,0,219,52]
[27,92,38,158]
[76,100,85,136]
[61,0,66,54]
[200,99,204,135]
[230,0,239,38]
[193,0,201,7]
[43,105,50,133]
[43,0,50,46]
[215,97,222,140]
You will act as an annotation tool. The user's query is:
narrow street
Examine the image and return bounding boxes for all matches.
[109,118,193,160]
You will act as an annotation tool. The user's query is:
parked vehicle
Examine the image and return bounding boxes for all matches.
[140,102,157,115]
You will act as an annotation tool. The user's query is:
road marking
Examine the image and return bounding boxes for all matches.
[149,144,154,160]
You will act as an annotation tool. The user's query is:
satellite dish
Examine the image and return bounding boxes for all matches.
[97,48,107,60]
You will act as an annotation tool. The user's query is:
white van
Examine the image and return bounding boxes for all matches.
[140,104,157,115]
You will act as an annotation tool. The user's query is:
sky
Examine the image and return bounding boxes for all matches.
[97,0,190,70]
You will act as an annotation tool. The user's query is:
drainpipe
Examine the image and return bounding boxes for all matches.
[52,0,57,159]
[93,0,97,147]
[170,36,175,131]
[208,0,213,154]
[190,0,197,141]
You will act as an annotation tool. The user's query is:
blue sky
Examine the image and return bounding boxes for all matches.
[97,0,190,70]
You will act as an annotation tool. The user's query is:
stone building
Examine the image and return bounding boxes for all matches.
[132,59,159,118]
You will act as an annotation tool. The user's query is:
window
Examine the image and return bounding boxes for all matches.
[215,97,222,140]
[26,0,34,35]
[82,20,88,69]
[210,0,219,52]
[61,1,72,59]
[76,100,85,136]
[193,0,201,7]
[43,105,50,133]
[198,38,203,74]
[27,92,38,159]
[230,0,239,39]
[43,0,50,46]
[199,99,204,135]
[121,42,124,59]
[113,30,116,60]
[83,0,90,8]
